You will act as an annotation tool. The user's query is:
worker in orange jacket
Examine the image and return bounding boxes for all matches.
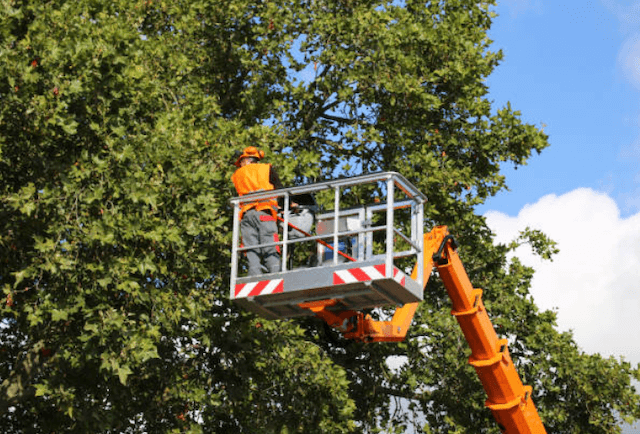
[231,146,283,276]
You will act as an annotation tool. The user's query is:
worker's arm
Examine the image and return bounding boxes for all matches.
[269,165,283,190]
[270,166,303,211]
[268,165,288,209]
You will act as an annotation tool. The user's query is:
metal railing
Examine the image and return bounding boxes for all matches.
[230,171,427,291]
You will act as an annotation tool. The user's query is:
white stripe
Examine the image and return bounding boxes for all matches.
[261,279,282,295]
[336,269,358,283]
[237,282,257,298]
[337,266,403,283]
[361,265,385,280]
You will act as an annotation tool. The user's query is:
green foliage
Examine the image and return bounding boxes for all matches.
[509,227,560,260]
[1,0,638,433]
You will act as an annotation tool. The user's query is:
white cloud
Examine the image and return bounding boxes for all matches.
[602,1,640,89]
[618,32,640,91]
[485,188,640,365]
[602,0,640,33]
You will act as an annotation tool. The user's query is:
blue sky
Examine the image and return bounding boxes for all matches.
[481,2,640,431]
[479,0,640,217]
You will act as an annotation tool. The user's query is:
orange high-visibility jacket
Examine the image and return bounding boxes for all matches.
[231,163,279,219]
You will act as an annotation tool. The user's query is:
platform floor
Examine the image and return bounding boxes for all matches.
[232,260,424,320]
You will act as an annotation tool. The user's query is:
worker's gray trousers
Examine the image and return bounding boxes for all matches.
[241,209,281,276]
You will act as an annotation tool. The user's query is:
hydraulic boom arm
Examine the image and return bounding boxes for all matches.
[300,225,547,433]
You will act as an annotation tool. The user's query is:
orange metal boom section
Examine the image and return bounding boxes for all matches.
[300,225,546,434]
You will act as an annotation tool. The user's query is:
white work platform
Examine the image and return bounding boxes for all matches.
[232,260,423,320]
[229,172,427,320]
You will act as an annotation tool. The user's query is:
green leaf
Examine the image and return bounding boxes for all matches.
[34,383,50,397]
[117,364,133,386]
[51,309,68,322]
[60,119,79,135]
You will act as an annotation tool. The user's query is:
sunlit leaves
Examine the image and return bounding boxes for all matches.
[1,0,639,433]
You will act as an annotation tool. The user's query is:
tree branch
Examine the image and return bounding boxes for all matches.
[319,112,356,125]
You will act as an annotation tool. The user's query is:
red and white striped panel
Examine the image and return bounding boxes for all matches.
[234,279,284,299]
[333,264,406,286]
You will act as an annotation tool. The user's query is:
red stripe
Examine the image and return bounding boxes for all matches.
[273,280,284,294]
[274,233,280,254]
[248,280,270,297]
[374,264,386,276]
[349,267,371,282]
[234,283,246,298]
[333,266,407,286]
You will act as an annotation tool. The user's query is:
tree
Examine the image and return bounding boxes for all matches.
[1,0,638,433]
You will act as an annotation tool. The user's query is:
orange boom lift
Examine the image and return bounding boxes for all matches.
[230,172,546,434]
